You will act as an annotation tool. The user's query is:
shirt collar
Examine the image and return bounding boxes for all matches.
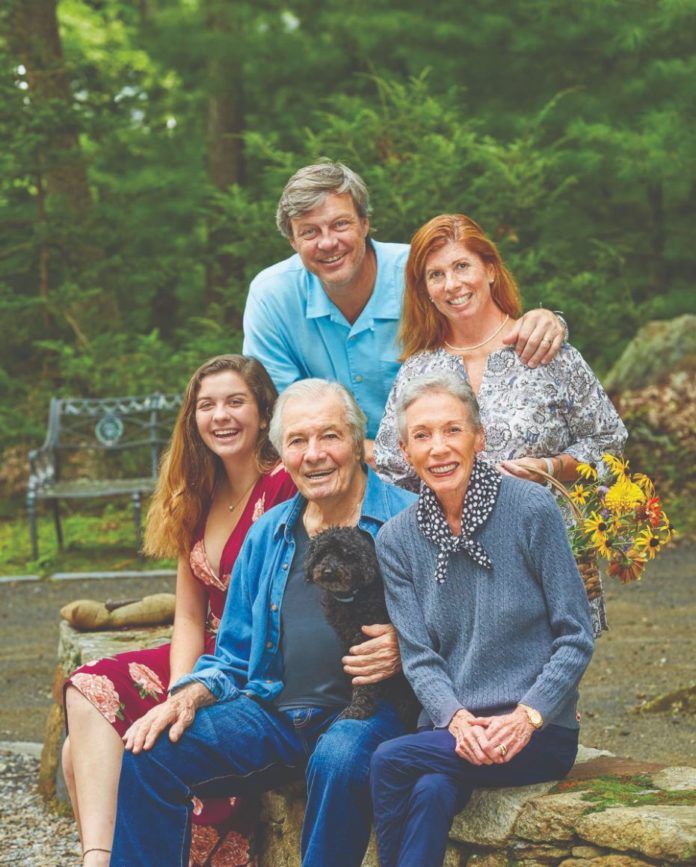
[275,467,390,541]
[305,241,402,329]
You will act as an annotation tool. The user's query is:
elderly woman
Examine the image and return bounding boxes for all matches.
[371,370,594,867]
[110,379,414,867]
[374,213,627,636]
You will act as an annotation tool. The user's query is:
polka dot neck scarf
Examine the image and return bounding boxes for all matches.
[416,457,502,584]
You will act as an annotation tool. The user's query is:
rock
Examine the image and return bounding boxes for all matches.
[465,853,508,867]
[571,844,607,857]
[636,683,696,715]
[560,858,654,867]
[514,790,590,842]
[604,315,696,392]
[651,765,696,791]
[450,781,557,846]
[576,805,696,862]
[574,745,614,764]
[508,839,572,860]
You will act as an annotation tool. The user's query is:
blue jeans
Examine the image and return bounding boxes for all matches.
[111,696,405,867]
[370,724,579,867]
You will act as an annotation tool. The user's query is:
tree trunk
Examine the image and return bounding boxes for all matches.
[12,0,92,214]
[204,0,245,318]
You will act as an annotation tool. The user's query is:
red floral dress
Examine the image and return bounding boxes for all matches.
[65,465,296,867]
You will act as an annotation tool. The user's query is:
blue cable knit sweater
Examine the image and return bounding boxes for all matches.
[376,476,594,730]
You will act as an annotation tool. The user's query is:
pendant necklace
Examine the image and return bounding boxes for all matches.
[227,476,259,513]
[444,315,509,353]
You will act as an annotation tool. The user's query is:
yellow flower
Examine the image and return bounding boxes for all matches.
[659,513,675,542]
[576,462,598,481]
[604,477,645,514]
[569,483,590,505]
[603,453,630,477]
[633,473,655,498]
[585,511,609,536]
[635,527,662,560]
[592,535,612,558]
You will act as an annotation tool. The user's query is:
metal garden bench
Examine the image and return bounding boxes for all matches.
[27,393,182,559]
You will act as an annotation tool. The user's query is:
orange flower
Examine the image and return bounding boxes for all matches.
[607,549,645,584]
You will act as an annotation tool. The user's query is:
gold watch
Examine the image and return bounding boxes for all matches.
[518,703,543,729]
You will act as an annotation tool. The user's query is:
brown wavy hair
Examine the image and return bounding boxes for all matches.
[400,214,522,360]
[144,355,279,559]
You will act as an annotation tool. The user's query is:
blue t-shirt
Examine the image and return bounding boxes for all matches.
[242,240,410,438]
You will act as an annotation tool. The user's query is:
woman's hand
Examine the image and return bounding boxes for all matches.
[497,457,549,484]
[123,682,213,753]
[342,623,401,685]
[502,309,565,368]
[469,706,535,764]
[448,709,493,765]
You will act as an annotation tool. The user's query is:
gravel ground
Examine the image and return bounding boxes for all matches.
[0,746,80,866]
[0,547,693,865]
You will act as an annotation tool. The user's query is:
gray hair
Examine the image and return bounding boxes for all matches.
[276,160,371,239]
[269,378,367,458]
[395,370,481,442]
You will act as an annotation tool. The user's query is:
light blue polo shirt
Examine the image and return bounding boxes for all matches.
[242,240,410,438]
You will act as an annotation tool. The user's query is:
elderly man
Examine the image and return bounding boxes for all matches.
[110,379,415,867]
[242,160,565,458]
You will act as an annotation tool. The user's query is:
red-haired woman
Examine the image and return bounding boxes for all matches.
[62,355,296,867]
[374,214,626,637]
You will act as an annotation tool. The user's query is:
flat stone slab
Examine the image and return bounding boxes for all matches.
[59,619,172,671]
[576,805,696,862]
[651,766,696,792]
[566,755,664,781]
[50,569,176,581]
[0,574,41,583]
[450,781,557,847]
[514,790,592,842]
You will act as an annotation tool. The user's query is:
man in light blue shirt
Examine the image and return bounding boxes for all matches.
[243,161,565,460]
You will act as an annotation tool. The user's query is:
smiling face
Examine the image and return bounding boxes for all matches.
[280,392,363,506]
[424,240,497,331]
[194,371,262,465]
[289,192,371,296]
[401,390,484,502]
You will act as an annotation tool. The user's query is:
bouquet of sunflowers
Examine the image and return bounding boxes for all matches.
[566,454,675,584]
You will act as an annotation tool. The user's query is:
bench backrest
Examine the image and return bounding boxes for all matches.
[34,393,183,484]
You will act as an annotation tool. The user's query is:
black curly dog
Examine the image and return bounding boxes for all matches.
[305,525,417,724]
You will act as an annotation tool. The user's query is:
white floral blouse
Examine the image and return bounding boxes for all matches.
[374,343,628,637]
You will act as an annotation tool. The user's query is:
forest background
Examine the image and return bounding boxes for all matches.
[0,0,694,568]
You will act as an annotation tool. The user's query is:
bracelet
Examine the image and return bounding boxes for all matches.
[543,457,555,478]
[83,848,111,859]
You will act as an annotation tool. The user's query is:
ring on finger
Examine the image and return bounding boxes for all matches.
[542,338,552,344]
[498,744,508,757]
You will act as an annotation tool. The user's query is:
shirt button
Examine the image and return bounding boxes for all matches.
[266,641,273,649]
[354,374,363,383]
[266,679,272,684]
[271,603,278,612]
[282,562,288,570]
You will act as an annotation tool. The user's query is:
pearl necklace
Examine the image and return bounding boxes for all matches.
[444,315,509,353]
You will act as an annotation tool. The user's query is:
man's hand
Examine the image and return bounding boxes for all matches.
[123,682,214,754]
[448,708,493,765]
[342,623,401,685]
[468,706,535,764]
[502,309,564,368]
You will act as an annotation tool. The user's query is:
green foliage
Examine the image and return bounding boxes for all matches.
[555,773,696,813]
[0,0,693,465]
[0,500,175,577]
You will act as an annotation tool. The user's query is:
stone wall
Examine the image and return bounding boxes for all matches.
[45,626,696,865]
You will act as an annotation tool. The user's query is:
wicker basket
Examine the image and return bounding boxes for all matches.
[517,463,603,602]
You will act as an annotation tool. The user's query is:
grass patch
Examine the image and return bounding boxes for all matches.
[554,773,696,813]
[0,499,175,577]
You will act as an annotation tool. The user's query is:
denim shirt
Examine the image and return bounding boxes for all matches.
[172,469,415,704]
[242,241,410,439]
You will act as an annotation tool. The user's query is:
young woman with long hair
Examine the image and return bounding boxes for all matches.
[62,355,295,866]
